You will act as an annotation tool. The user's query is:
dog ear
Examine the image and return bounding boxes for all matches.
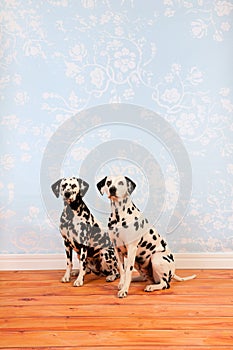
[125,176,136,194]
[51,179,62,198]
[78,178,89,197]
[96,176,107,195]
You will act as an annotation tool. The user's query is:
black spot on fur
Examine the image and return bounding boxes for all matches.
[65,247,72,261]
[161,239,167,251]
[94,233,101,241]
[135,256,144,264]
[138,237,143,246]
[163,256,170,263]
[87,247,100,258]
[140,241,147,248]
[64,239,70,248]
[122,221,128,228]
[162,276,170,289]
[127,208,132,215]
[168,253,174,261]
[168,270,172,281]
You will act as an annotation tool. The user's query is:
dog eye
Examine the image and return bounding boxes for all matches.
[118,181,124,186]
[107,181,112,187]
[71,184,77,189]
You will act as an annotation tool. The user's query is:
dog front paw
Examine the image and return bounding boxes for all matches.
[61,274,70,283]
[118,289,128,298]
[71,269,79,277]
[73,278,84,287]
[106,274,118,282]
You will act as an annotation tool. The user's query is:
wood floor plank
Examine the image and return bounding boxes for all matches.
[0,330,233,347]
[1,304,233,317]
[1,293,232,306]
[1,316,233,331]
[2,347,233,350]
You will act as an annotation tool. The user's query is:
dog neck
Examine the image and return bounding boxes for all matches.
[64,195,90,218]
[110,196,135,215]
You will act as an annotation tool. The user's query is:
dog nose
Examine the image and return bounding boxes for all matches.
[64,191,71,199]
[109,186,116,195]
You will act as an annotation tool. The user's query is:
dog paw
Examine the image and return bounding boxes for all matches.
[73,278,84,287]
[118,289,128,298]
[61,275,70,283]
[144,285,153,292]
[71,270,79,277]
[106,274,118,282]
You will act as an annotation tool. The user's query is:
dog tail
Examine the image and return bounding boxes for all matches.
[173,274,196,282]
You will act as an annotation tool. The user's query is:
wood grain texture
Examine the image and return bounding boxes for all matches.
[0,269,232,349]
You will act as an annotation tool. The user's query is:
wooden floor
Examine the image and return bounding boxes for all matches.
[0,269,232,349]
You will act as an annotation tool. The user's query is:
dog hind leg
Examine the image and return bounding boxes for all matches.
[99,248,120,282]
[144,252,175,292]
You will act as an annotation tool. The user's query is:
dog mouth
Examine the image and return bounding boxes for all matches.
[65,199,71,204]
[63,191,75,204]
[64,197,74,204]
[108,195,118,201]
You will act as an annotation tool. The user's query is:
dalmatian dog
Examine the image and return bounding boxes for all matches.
[97,175,196,298]
[51,177,119,287]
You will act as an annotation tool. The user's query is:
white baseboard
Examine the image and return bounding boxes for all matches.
[174,253,233,269]
[0,253,233,270]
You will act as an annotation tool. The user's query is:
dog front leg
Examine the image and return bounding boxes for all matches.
[73,247,87,287]
[118,244,137,298]
[115,248,125,291]
[61,240,73,283]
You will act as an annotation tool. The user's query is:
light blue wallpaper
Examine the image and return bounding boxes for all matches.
[1,0,233,254]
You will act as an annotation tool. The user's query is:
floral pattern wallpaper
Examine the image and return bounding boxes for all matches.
[1,0,233,254]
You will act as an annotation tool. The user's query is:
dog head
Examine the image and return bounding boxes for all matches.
[97,175,136,201]
[51,177,89,204]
